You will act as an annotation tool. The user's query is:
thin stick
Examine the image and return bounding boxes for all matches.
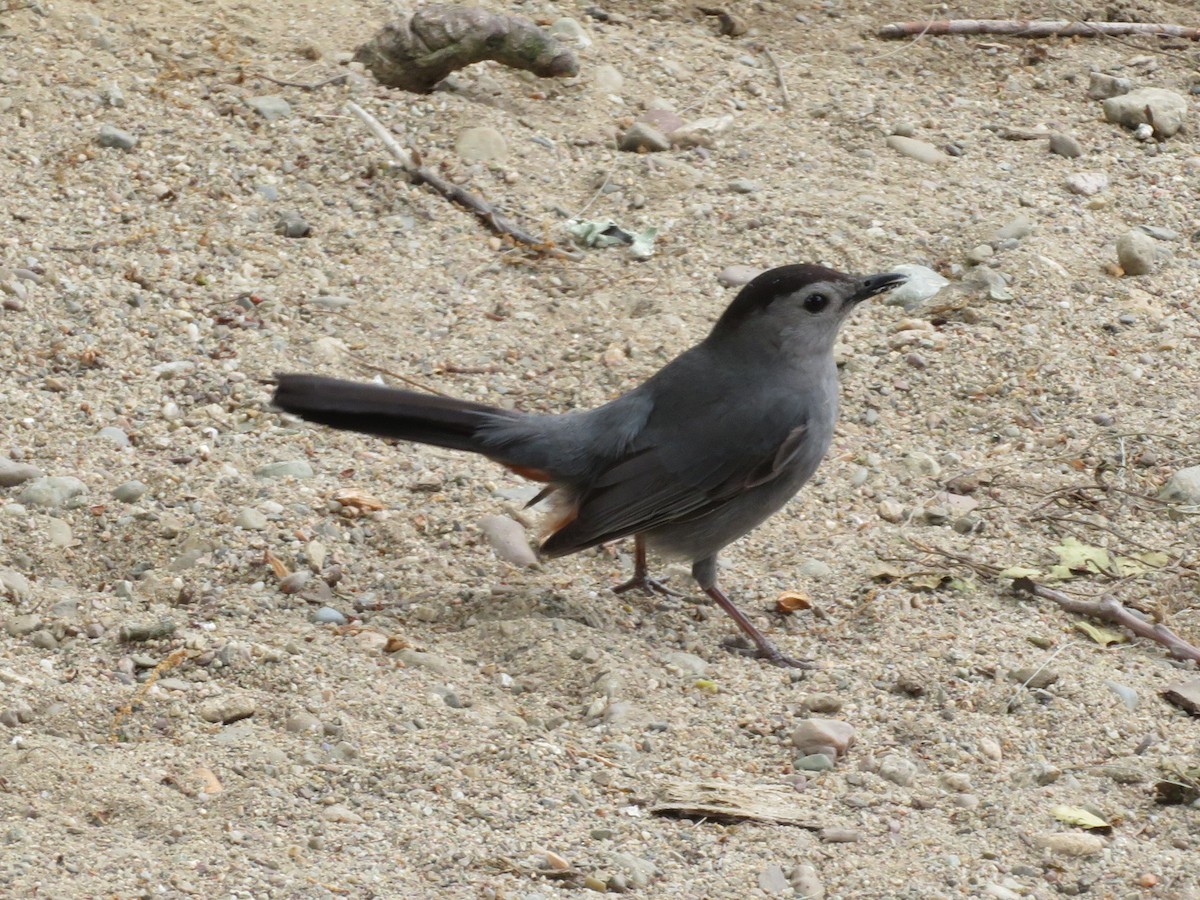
[259,72,349,91]
[879,20,1200,40]
[761,48,791,109]
[345,101,580,259]
[1013,578,1200,663]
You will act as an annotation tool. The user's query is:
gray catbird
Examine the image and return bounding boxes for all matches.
[274,264,904,667]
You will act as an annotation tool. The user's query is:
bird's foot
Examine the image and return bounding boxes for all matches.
[613,573,682,598]
[721,635,815,669]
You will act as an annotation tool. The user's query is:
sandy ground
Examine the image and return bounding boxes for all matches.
[0,0,1198,897]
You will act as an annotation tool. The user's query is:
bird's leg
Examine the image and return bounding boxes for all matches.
[612,535,681,597]
[693,557,814,669]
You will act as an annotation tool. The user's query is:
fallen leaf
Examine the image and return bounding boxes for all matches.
[332,488,385,511]
[999,566,1042,579]
[264,548,290,580]
[1074,621,1127,647]
[776,590,812,614]
[1053,538,1115,577]
[1051,805,1111,832]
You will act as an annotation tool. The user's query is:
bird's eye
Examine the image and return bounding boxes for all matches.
[803,292,831,313]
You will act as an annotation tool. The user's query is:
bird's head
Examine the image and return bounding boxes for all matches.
[710,264,906,352]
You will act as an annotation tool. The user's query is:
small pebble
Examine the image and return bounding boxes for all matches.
[792,718,855,759]
[112,480,148,502]
[456,126,508,161]
[312,606,346,625]
[478,515,538,567]
[245,94,292,121]
[234,508,268,530]
[255,460,314,479]
[1116,228,1160,276]
[878,754,918,787]
[1048,131,1083,158]
[97,124,136,150]
[757,864,790,896]
[198,695,257,724]
[886,135,951,165]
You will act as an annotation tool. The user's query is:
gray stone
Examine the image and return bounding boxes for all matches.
[1158,465,1200,506]
[1116,229,1161,276]
[103,83,126,107]
[884,264,949,311]
[592,64,624,94]
[395,648,455,675]
[1064,171,1108,196]
[285,711,323,733]
[992,214,1034,242]
[455,126,508,162]
[791,718,855,759]
[245,94,292,121]
[254,460,314,479]
[902,451,941,478]
[198,695,257,724]
[312,606,347,625]
[669,114,734,149]
[965,244,993,265]
[885,135,951,165]
[794,753,836,771]
[878,754,918,787]
[478,515,538,567]
[790,864,825,899]
[548,17,590,47]
[636,108,683,136]
[275,210,311,238]
[1104,680,1139,710]
[97,425,130,447]
[1137,225,1180,241]
[97,124,136,150]
[757,864,790,896]
[0,458,42,487]
[727,178,760,194]
[0,569,31,602]
[1087,71,1131,100]
[46,518,72,547]
[112,480,148,502]
[717,265,763,287]
[1048,131,1083,158]
[664,651,708,676]
[619,122,670,153]
[18,475,87,508]
[798,559,833,580]
[234,508,268,530]
[5,614,41,636]
[1103,88,1188,138]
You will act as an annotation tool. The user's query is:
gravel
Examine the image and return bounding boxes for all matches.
[0,3,1196,897]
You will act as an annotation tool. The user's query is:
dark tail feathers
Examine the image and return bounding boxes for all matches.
[273,374,521,457]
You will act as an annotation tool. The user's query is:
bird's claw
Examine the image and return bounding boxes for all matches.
[721,635,815,669]
[612,574,682,598]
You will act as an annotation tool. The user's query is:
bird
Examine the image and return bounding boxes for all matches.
[273,264,905,667]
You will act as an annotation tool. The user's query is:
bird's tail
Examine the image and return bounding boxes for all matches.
[272,374,523,459]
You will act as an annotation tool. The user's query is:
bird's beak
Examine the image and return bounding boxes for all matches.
[850,272,907,303]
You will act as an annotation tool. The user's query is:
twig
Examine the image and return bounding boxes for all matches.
[1013,578,1200,664]
[343,355,454,398]
[878,20,1200,40]
[258,72,349,91]
[344,101,580,260]
[761,48,791,109]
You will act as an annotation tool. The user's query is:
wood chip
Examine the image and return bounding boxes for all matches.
[651,780,829,828]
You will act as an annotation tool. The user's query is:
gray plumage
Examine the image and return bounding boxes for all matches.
[273,263,905,666]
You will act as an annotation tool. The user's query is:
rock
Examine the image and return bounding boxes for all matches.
[992,214,1034,242]
[0,569,32,602]
[1162,677,1200,715]
[455,126,508,162]
[791,718,855,759]
[97,426,130,447]
[0,458,42,487]
[717,265,763,287]
[885,135,951,165]
[255,460,314,479]
[727,178,760,194]
[619,122,670,153]
[46,518,72,547]
[1104,680,1139,710]
[285,711,323,733]
[664,651,708,676]
[1137,225,1179,241]
[1048,131,1083,158]
[5,614,42,637]
[395,648,455,676]
[757,864,790,896]
[245,95,292,121]
[1008,667,1058,690]
[1064,172,1108,196]
[234,508,268,530]
[1103,88,1188,138]
[279,572,311,594]
[790,864,824,899]
[802,693,843,714]
[819,827,861,843]
[798,559,832,580]
[548,17,590,47]
[1035,832,1106,856]
[198,695,257,724]
[312,606,347,626]
[478,515,538,567]
[636,108,683,136]
[97,124,137,150]
[883,264,949,311]
[592,63,624,93]
[794,753,836,771]
[670,114,734,149]
[1116,229,1161,276]
[112,480,148,502]
[878,754,918,787]
[1087,71,1131,100]
[877,499,905,522]
[275,210,311,238]
[18,476,87,509]
[902,451,940,478]
[104,83,126,107]
[1158,466,1200,506]
[965,244,993,265]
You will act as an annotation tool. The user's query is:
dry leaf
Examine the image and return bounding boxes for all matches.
[333,488,385,511]
[1051,805,1111,832]
[776,590,812,613]
[264,548,290,580]
[196,765,224,795]
[1074,621,1127,646]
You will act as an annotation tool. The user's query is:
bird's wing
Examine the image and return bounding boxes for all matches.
[539,422,808,557]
